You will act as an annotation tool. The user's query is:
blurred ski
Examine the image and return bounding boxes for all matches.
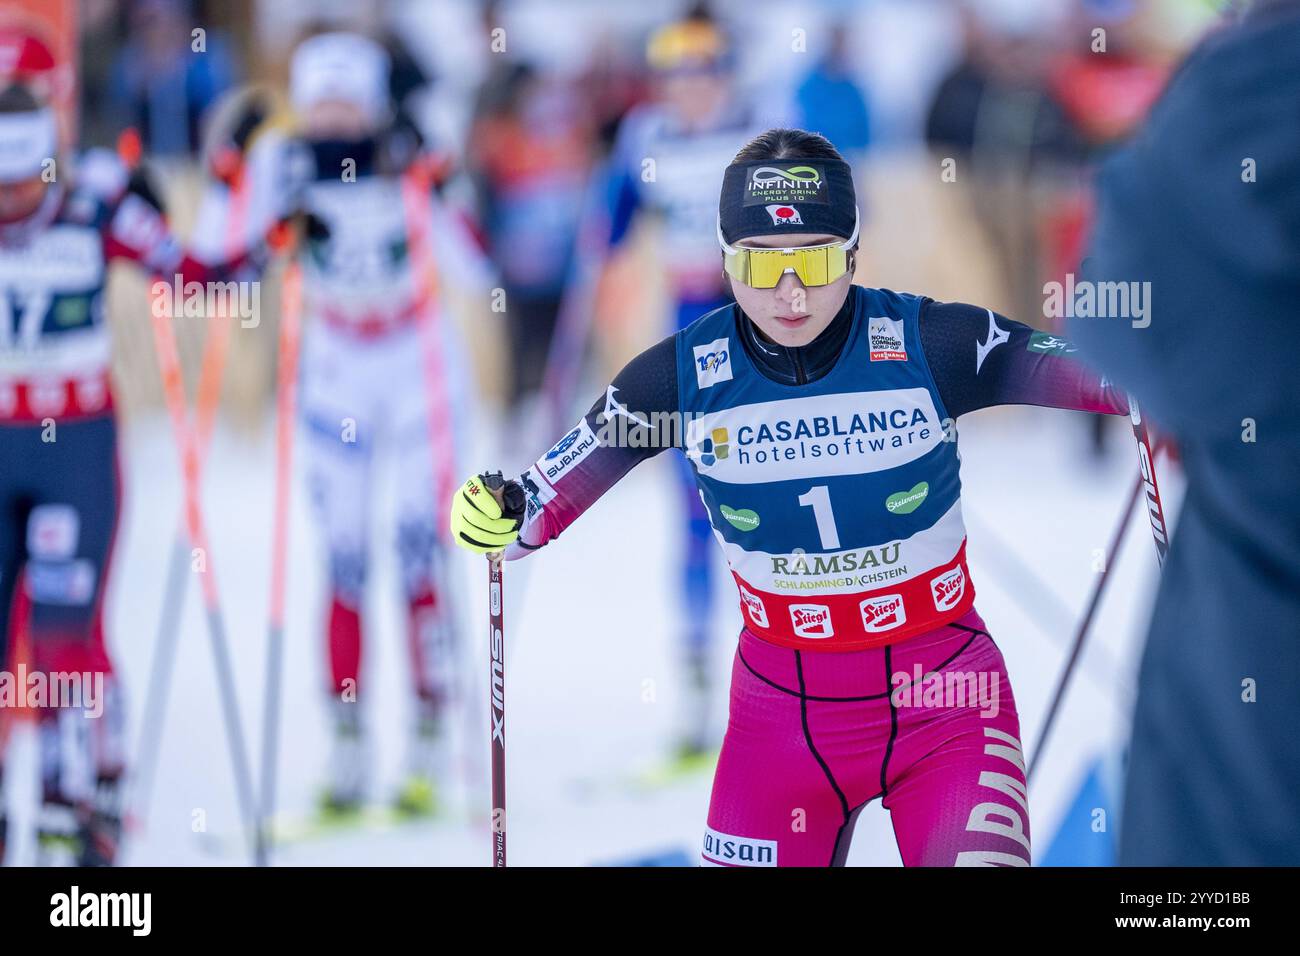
[567,747,720,801]
[195,800,472,858]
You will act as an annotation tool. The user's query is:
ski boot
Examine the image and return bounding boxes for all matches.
[318,704,368,820]
[672,648,716,767]
[35,797,82,866]
[392,709,448,819]
[79,774,123,866]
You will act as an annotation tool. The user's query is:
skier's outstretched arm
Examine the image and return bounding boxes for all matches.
[83,148,263,284]
[919,300,1130,418]
[451,333,681,557]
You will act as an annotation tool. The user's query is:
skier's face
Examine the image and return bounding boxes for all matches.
[0,174,47,224]
[301,99,374,140]
[728,233,856,348]
[658,67,730,127]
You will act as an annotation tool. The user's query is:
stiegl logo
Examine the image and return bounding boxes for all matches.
[860,594,906,632]
[50,885,151,936]
[931,566,966,611]
[790,603,833,639]
[738,584,769,628]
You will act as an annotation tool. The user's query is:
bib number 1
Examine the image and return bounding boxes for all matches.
[798,485,840,550]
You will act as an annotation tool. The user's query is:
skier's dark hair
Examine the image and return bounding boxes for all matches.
[0,84,43,114]
[733,128,844,164]
[684,1,718,26]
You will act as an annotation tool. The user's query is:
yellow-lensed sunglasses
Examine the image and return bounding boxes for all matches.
[717,208,859,289]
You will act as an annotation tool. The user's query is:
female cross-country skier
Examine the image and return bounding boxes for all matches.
[0,73,254,865]
[193,31,485,819]
[450,128,1129,866]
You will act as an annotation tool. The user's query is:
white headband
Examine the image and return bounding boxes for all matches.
[0,108,56,180]
[290,32,391,123]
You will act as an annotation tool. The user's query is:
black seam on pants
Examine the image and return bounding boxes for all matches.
[794,650,850,867]
[880,644,899,799]
[830,794,881,867]
[738,632,979,702]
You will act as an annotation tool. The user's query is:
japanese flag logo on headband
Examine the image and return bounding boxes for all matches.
[765,204,802,226]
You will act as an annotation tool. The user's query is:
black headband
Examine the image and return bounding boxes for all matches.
[718,158,857,245]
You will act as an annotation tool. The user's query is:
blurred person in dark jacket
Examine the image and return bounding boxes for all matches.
[1070,0,1300,865]
[925,3,1087,343]
[108,0,238,158]
[468,62,594,416]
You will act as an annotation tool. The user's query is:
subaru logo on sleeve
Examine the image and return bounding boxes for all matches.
[545,428,582,460]
[537,420,598,484]
[693,337,733,389]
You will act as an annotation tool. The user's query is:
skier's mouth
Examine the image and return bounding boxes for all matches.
[775,314,809,329]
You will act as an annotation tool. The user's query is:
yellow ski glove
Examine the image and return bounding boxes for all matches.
[450,472,526,554]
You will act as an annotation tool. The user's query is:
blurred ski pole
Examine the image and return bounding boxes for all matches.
[1027,472,1140,784]
[1028,394,1170,783]
[147,279,258,863]
[256,240,303,867]
[1128,396,1170,569]
[132,168,248,832]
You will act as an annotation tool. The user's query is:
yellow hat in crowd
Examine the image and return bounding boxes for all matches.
[646,18,728,71]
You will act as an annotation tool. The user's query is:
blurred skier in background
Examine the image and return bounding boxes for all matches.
[0,33,253,864]
[192,29,487,821]
[467,58,594,427]
[596,6,768,761]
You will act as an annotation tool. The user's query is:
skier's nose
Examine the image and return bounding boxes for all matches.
[773,270,806,306]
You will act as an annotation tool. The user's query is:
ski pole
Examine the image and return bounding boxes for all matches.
[148,283,259,863]
[133,172,248,830]
[255,253,302,866]
[487,550,506,867]
[131,301,231,827]
[1028,392,1170,783]
[479,472,522,867]
[1128,395,1169,568]
[1027,471,1142,784]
